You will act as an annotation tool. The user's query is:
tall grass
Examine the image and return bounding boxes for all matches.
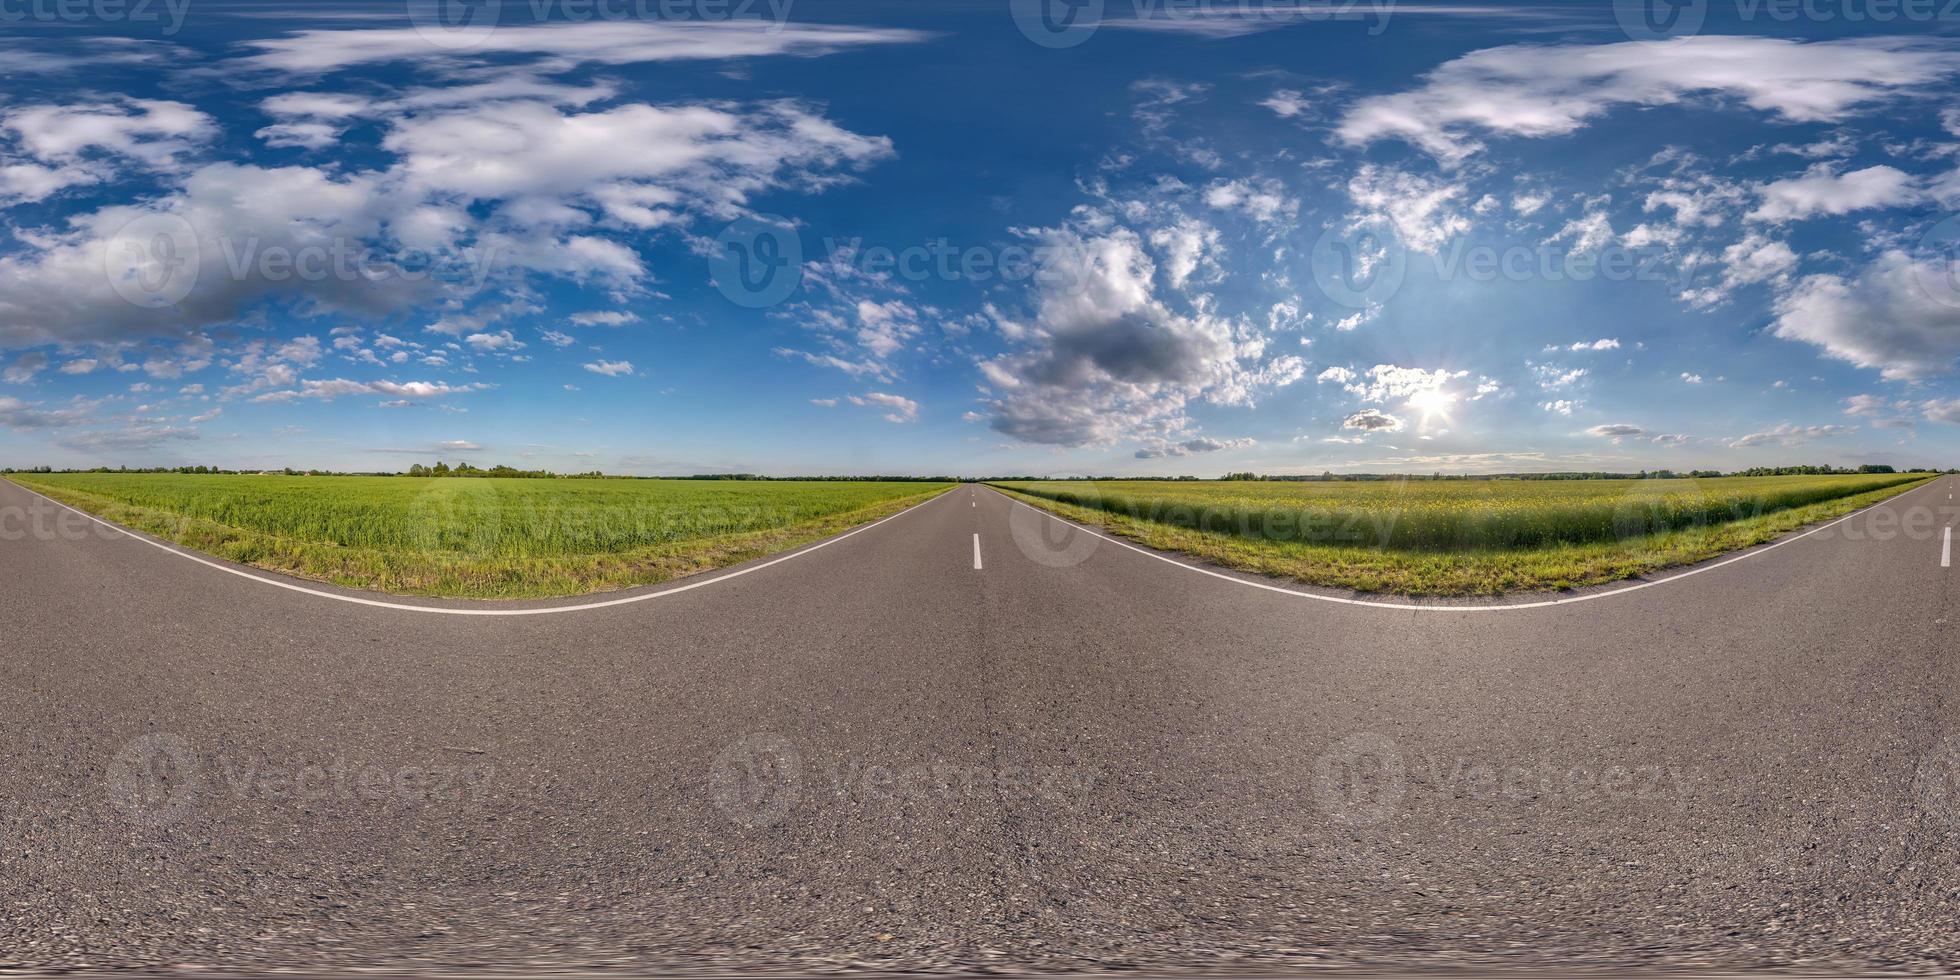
[17,474,939,558]
[993,475,1930,552]
[8,474,953,597]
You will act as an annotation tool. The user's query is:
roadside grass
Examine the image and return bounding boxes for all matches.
[990,475,1937,596]
[7,474,953,599]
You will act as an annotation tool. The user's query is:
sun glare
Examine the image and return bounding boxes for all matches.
[1408,388,1456,425]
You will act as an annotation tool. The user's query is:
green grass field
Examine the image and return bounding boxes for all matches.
[7,473,952,599]
[993,473,1936,596]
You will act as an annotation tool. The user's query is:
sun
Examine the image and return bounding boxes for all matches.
[1407,388,1457,426]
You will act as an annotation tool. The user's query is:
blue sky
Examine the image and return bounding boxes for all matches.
[2,0,1959,475]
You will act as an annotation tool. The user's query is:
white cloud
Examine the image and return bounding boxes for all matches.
[1202,177,1298,224]
[1541,399,1575,415]
[847,391,919,423]
[1148,217,1222,290]
[1533,364,1587,390]
[3,352,48,384]
[1135,436,1254,458]
[1339,37,1960,164]
[1343,364,1469,403]
[1259,89,1310,118]
[582,359,635,377]
[464,329,524,352]
[1345,164,1470,253]
[1588,423,1640,437]
[1727,423,1854,448]
[977,222,1298,447]
[1342,408,1404,432]
[1749,164,1921,222]
[252,378,488,403]
[240,20,929,74]
[0,95,889,352]
[4,98,213,168]
[569,311,640,327]
[1771,250,1960,380]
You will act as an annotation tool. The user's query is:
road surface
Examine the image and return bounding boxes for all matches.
[2,476,1958,975]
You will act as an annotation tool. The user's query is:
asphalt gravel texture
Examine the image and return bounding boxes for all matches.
[3,476,1960,976]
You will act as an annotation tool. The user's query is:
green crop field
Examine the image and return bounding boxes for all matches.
[7,473,952,599]
[993,473,1935,596]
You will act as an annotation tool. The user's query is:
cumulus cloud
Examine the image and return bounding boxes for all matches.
[1342,364,1469,403]
[976,221,1301,448]
[252,378,489,403]
[1202,177,1298,224]
[1339,36,1960,164]
[1587,423,1646,438]
[569,311,640,327]
[1552,338,1619,352]
[0,395,95,430]
[1749,164,1921,222]
[1344,164,1471,254]
[1771,250,1960,380]
[582,359,635,377]
[3,352,48,384]
[1727,423,1855,448]
[847,391,919,423]
[1135,436,1255,458]
[0,96,890,353]
[1342,408,1404,432]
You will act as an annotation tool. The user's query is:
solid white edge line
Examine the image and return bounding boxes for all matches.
[973,533,983,570]
[992,476,1948,613]
[5,480,958,617]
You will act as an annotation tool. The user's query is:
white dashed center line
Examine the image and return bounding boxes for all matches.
[1943,526,1952,569]
[972,533,984,570]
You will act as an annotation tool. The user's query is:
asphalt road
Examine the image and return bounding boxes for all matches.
[3,476,1959,975]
